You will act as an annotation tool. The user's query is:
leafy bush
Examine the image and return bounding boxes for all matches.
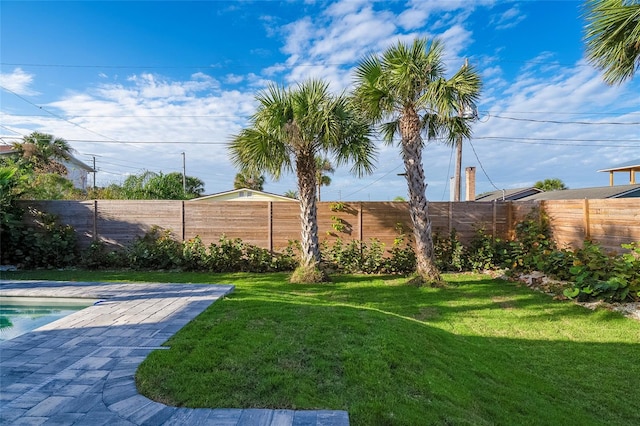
[433,231,465,272]
[385,235,416,274]
[80,240,126,269]
[465,229,511,272]
[127,226,183,270]
[563,241,640,302]
[2,208,78,269]
[505,209,555,272]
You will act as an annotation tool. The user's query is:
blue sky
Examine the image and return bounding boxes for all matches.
[1,0,638,201]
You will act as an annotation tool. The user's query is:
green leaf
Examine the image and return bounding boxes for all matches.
[563,288,580,299]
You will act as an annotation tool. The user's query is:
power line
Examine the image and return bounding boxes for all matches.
[486,114,640,125]
[475,136,640,146]
[468,140,500,192]
[0,85,134,147]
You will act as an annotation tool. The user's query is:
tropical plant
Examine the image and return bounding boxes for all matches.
[353,38,481,285]
[233,169,265,191]
[229,79,376,281]
[583,0,640,85]
[116,170,204,199]
[315,156,335,201]
[283,190,299,200]
[534,178,568,191]
[9,131,73,175]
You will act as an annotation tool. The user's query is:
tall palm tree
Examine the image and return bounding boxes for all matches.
[583,0,640,85]
[315,156,335,201]
[229,79,376,278]
[353,38,481,285]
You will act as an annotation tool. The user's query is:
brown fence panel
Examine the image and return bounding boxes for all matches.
[94,200,182,248]
[184,201,269,247]
[271,202,302,250]
[22,201,95,247]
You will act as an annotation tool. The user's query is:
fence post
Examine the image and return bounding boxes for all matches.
[583,199,591,240]
[358,201,362,243]
[268,202,273,253]
[181,201,186,241]
[93,200,98,242]
[507,201,513,240]
[492,200,497,238]
[448,202,453,235]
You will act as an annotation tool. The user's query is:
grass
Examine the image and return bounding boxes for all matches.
[4,269,640,425]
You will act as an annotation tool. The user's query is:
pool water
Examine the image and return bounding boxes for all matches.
[0,297,96,342]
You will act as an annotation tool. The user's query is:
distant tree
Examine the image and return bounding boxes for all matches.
[315,157,335,201]
[0,132,81,200]
[534,178,568,192]
[233,170,265,190]
[116,170,204,199]
[393,196,407,202]
[229,79,376,281]
[284,190,299,200]
[9,132,72,175]
[583,0,640,85]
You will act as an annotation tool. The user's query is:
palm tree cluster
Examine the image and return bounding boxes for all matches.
[229,38,480,284]
[228,8,637,283]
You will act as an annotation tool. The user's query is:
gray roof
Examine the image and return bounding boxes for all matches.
[475,187,542,201]
[597,159,640,172]
[520,184,640,200]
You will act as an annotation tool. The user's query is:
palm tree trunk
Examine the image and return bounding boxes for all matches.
[296,151,321,267]
[400,110,441,284]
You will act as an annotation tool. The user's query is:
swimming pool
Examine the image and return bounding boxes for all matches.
[0,297,96,342]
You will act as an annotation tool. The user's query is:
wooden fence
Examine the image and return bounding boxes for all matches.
[19,199,640,254]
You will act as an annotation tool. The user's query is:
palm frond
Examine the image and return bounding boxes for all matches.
[584,0,640,85]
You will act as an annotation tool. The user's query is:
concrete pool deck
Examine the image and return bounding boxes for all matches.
[0,280,350,425]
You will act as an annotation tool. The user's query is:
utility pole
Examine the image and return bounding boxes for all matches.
[181,152,186,194]
[92,156,96,190]
[453,58,468,202]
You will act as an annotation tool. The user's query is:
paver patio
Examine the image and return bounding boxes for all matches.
[0,280,350,425]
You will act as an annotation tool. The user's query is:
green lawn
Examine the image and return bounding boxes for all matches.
[4,270,640,425]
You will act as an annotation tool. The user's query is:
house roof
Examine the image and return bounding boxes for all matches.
[189,188,297,202]
[475,187,542,202]
[520,184,640,200]
[597,159,640,173]
[0,145,17,154]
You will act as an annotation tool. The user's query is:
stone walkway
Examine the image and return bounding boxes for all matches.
[0,280,350,425]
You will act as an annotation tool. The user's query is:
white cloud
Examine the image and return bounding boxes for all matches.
[491,5,526,30]
[0,68,39,96]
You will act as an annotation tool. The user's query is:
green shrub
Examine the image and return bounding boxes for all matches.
[182,236,208,271]
[207,236,246,272]
[3,209,78,269]
[385,235,416,274]
[563,241,640,302]
[128,226,182,270]
[504,208,555,273]
[433,231,465,272]
[80,240,126,269]
[464,229,511,272]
